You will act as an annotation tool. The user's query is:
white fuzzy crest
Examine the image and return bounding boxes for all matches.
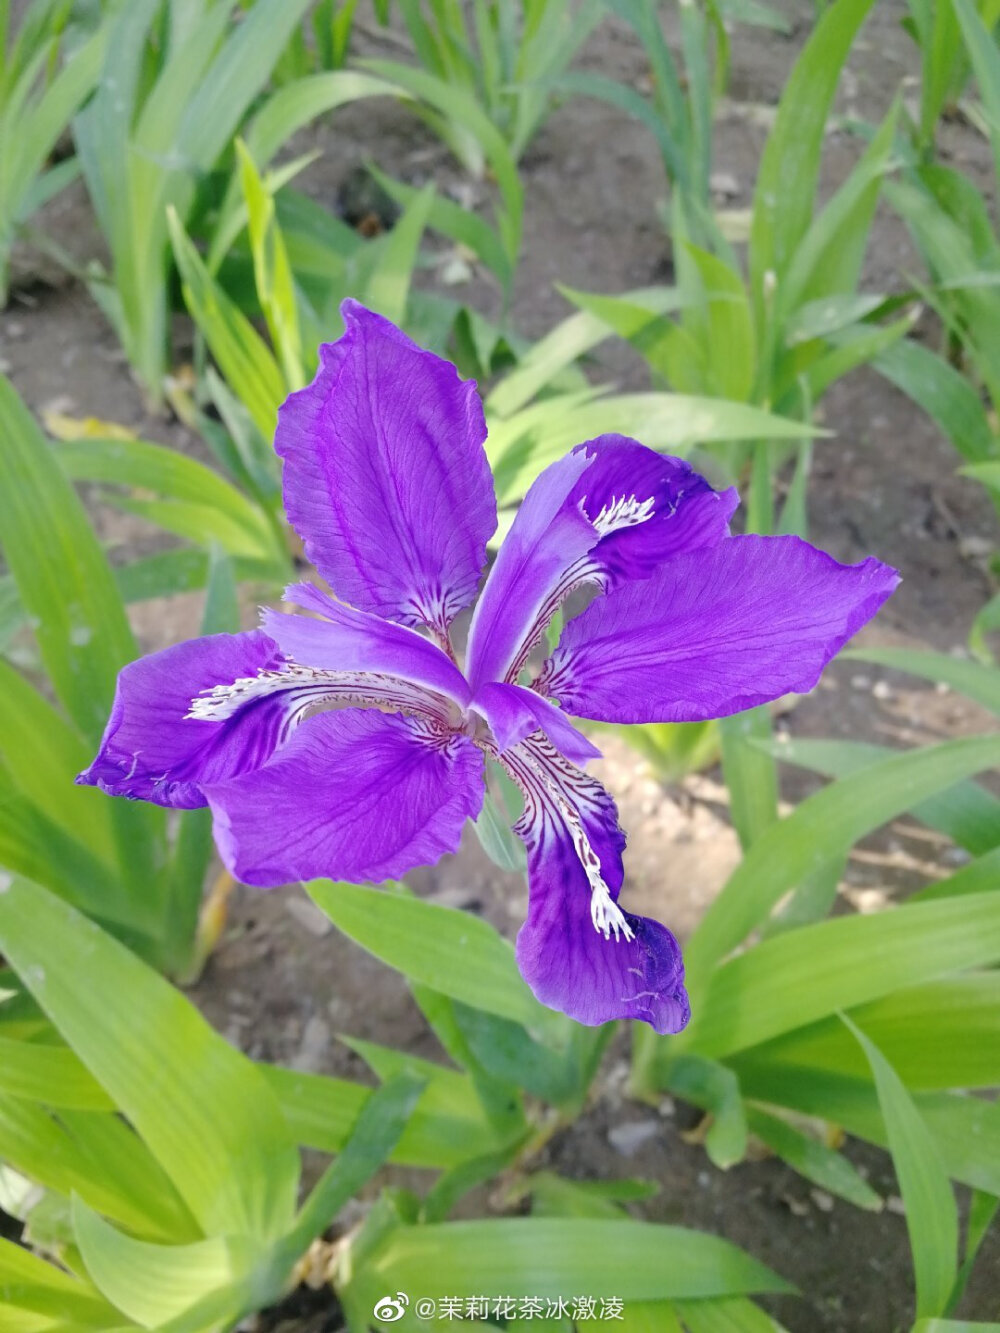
[506,735,634,944]
[590,493,656,537]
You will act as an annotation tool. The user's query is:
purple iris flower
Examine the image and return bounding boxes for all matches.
[79,302,898,1033]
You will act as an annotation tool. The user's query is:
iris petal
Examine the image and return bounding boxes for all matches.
[471,680,600,767]
[205,709,485,887]
[263,582,471,708]
[501,736,689,1033]
[275,301,497,636]
[566,435,738,583]
[466,437,735,689]
[541,534,899,723]
[76,630,292,809]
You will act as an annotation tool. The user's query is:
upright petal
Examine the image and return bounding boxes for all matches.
[501,736,689,1033]
[77,631,293,809]
[206,710,485,887]
[465,449,599,689]
[262,582,471,708]
[540,535,900,723]
[275,301,497,635]
[465,437,736,689]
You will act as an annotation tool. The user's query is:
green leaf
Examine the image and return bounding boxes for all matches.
[0,1234,116,1327]
[783,293,886,345]
[735,1060,1000,1196]
[913,847,1000,903]
[734,975,1000,1091]
[963,460,1000,502]
[761,734,1000,855]
[489,392,819,507]
[486,289,682,419]
[370,164,512,291]
[0,659,115,867]
[680,247,756,401]
[169,208,287,442]
[209,70,399,271]
[0,877,299,1242]
[423,1146,525,1223]
[749,0,877,311]
[306,880,566,1038]
[364,182,435,325]
[685,735,1000,987]
[953,0,1000,181]
[0,1035,113,1110]
[719,709,778,852]
[779,99,899,317]
[73,1198,248,1328]
[684,892,1000,1058]
[450,1001,579,1106]
[844,1018,958,1319]
[797,314,913,404]
[913,1323,1000,1332]
[473,786,527,873]
[283,1072,425,1257]
[0,1092,198,1243]
[558,284,700,385]
[745,1106,882,1211]
[345,1219,793,1303]
[674,1296,789,1332]
[523,1171,658,1222]
[0,376,136,743]
[662,1055,748,1169]
[880,338,997,463]
[361,58,522,267]
[54,436,278,561]
[0,23,107,303]
[842,646,1000,714]
[237,138,304,392]
[970,592,1000,665]
[262,1063,508,1171]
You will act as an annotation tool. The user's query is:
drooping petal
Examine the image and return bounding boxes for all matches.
[500,737,689,1033]
[205,710,485,887]
[471,680,600,767]
[77,631,293,809]
[262,582,471,709]
[275,301,497,635]
[539,535,900,723]
[465,437,736,689]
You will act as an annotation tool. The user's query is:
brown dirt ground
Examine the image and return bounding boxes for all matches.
[2,2,1000,1331]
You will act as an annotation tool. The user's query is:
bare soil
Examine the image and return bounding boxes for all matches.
[2,3,999,1330]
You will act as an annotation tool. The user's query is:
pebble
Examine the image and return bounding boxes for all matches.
[285,896,334,937]
[292,1014,331,1073]
[709,170,740,198]
[607,1119,660,1156]
[959,536,993,559]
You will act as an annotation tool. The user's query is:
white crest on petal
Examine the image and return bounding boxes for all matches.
[590,879,634,942]
[187,665,301,720]
[186,665,454,726]
[590,493,656,537]
[502,734,634,944]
